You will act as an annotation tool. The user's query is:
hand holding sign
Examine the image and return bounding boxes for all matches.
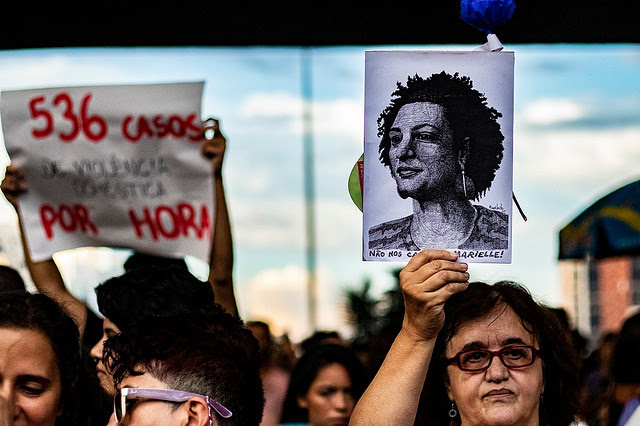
[0,164,27,207]
[201,118,226,176]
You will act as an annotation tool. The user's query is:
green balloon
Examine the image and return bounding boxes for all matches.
[348,154,364,212]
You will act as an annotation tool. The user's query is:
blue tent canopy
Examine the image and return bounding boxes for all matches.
[559,179,640,260]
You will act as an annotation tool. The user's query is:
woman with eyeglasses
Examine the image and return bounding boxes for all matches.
[350,250,583,426]
[0,291,108,426]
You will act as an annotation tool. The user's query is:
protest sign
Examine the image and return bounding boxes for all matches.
[1,82,213,262]
[363,51,514,263]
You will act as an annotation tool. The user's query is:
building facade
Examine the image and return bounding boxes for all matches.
[561,256,640,339]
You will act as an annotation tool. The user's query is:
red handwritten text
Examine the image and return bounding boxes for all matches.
[39,204,99,239]
[29,93,107,142]
[121,113,201,142]
[129,203,211,240]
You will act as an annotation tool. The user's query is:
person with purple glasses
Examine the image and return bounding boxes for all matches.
[103,308,264,426]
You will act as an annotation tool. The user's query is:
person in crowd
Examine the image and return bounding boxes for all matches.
[0,117,237,347]
[280,343,367,426]
[607,312,640,426]
[247,320,295,426]
[551,306,590,360]
[368,72,508,251]
[0,264,26,292]
[350,249,582,426]
[0,291,108,425]
[580,331,617,426]
[299,330,346,355]
[103,309,264,426]
[90,265,218,396]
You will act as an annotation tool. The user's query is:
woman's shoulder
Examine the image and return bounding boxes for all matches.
[460,205,509,250]
[368,215,417,250]
[475,204,508,223]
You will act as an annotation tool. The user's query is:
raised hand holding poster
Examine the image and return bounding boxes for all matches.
[363,51,514,263]
[1,82,213,262]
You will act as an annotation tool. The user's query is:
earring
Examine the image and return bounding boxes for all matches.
[461,169,468,198]
[456,168,475,200]
[449,402,458,426]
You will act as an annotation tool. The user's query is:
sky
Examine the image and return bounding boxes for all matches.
[0,44,639,342]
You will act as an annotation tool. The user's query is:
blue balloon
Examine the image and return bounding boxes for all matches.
[460,0,516,34]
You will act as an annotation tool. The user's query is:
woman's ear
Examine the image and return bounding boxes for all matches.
[297,394,310,409]
[444,372,454,400]
[185,397,211,426]
[457,137,471,170]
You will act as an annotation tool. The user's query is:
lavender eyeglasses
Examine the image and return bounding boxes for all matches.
[114,387,232,425]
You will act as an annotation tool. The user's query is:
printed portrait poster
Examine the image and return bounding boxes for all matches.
[1,82,214,262]
[363,51,514,263]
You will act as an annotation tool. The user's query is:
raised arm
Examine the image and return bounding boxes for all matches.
[201,118,238,317]
[1,165,88,334]
[349,250,469,426]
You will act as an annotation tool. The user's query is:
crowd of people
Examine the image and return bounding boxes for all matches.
[1,118,639,426]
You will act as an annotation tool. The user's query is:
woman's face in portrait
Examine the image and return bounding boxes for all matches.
[0,327,63,426]
[444,305,544,426]
[388,102,458,201]
[297,363,355,426]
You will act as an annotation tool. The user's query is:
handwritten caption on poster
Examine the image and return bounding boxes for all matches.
[1,82,214,262]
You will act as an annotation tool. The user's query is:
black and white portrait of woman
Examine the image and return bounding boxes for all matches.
[363,51,514,263]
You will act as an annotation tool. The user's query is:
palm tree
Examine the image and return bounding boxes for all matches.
[344,277,379,350]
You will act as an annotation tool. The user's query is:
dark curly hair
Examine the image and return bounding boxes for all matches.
[415,281,582,426]
[0,291,107,425]
[123,252,188,272]
[95,265,215,333]
[103,309,264,426]
[377,71,504,200]
[0,265,26,292]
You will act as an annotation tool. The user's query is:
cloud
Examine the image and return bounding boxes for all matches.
[233,198,306,248]
[232,196,362,253]
[516,125,640,191]
[0,55,128,89]
[242,265,347,342]
[313,99,363,140]
[239,92,363,139]
[239,92,304,119]
[519,95,640,131]
[521,98,586,125]
[315,200,362,250]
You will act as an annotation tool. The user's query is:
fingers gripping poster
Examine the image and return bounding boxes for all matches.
[363,51,514,263]
[1,82,214,262]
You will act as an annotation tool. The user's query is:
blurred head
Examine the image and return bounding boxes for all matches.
[281,344,367,426]
[0,265,26,292]
[608,313,640,424]
[0,292,96,425]
[377,72,504,202]
[246,320,273,359]
[91,265,215,396]
[299,330,345,355]
[611,312,640,385]
[418,281,581,426]
[123,252,188,273]
[104,309,263,426]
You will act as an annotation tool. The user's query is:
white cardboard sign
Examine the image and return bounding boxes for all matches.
[363,51,514,263]
[1,82,214,262]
